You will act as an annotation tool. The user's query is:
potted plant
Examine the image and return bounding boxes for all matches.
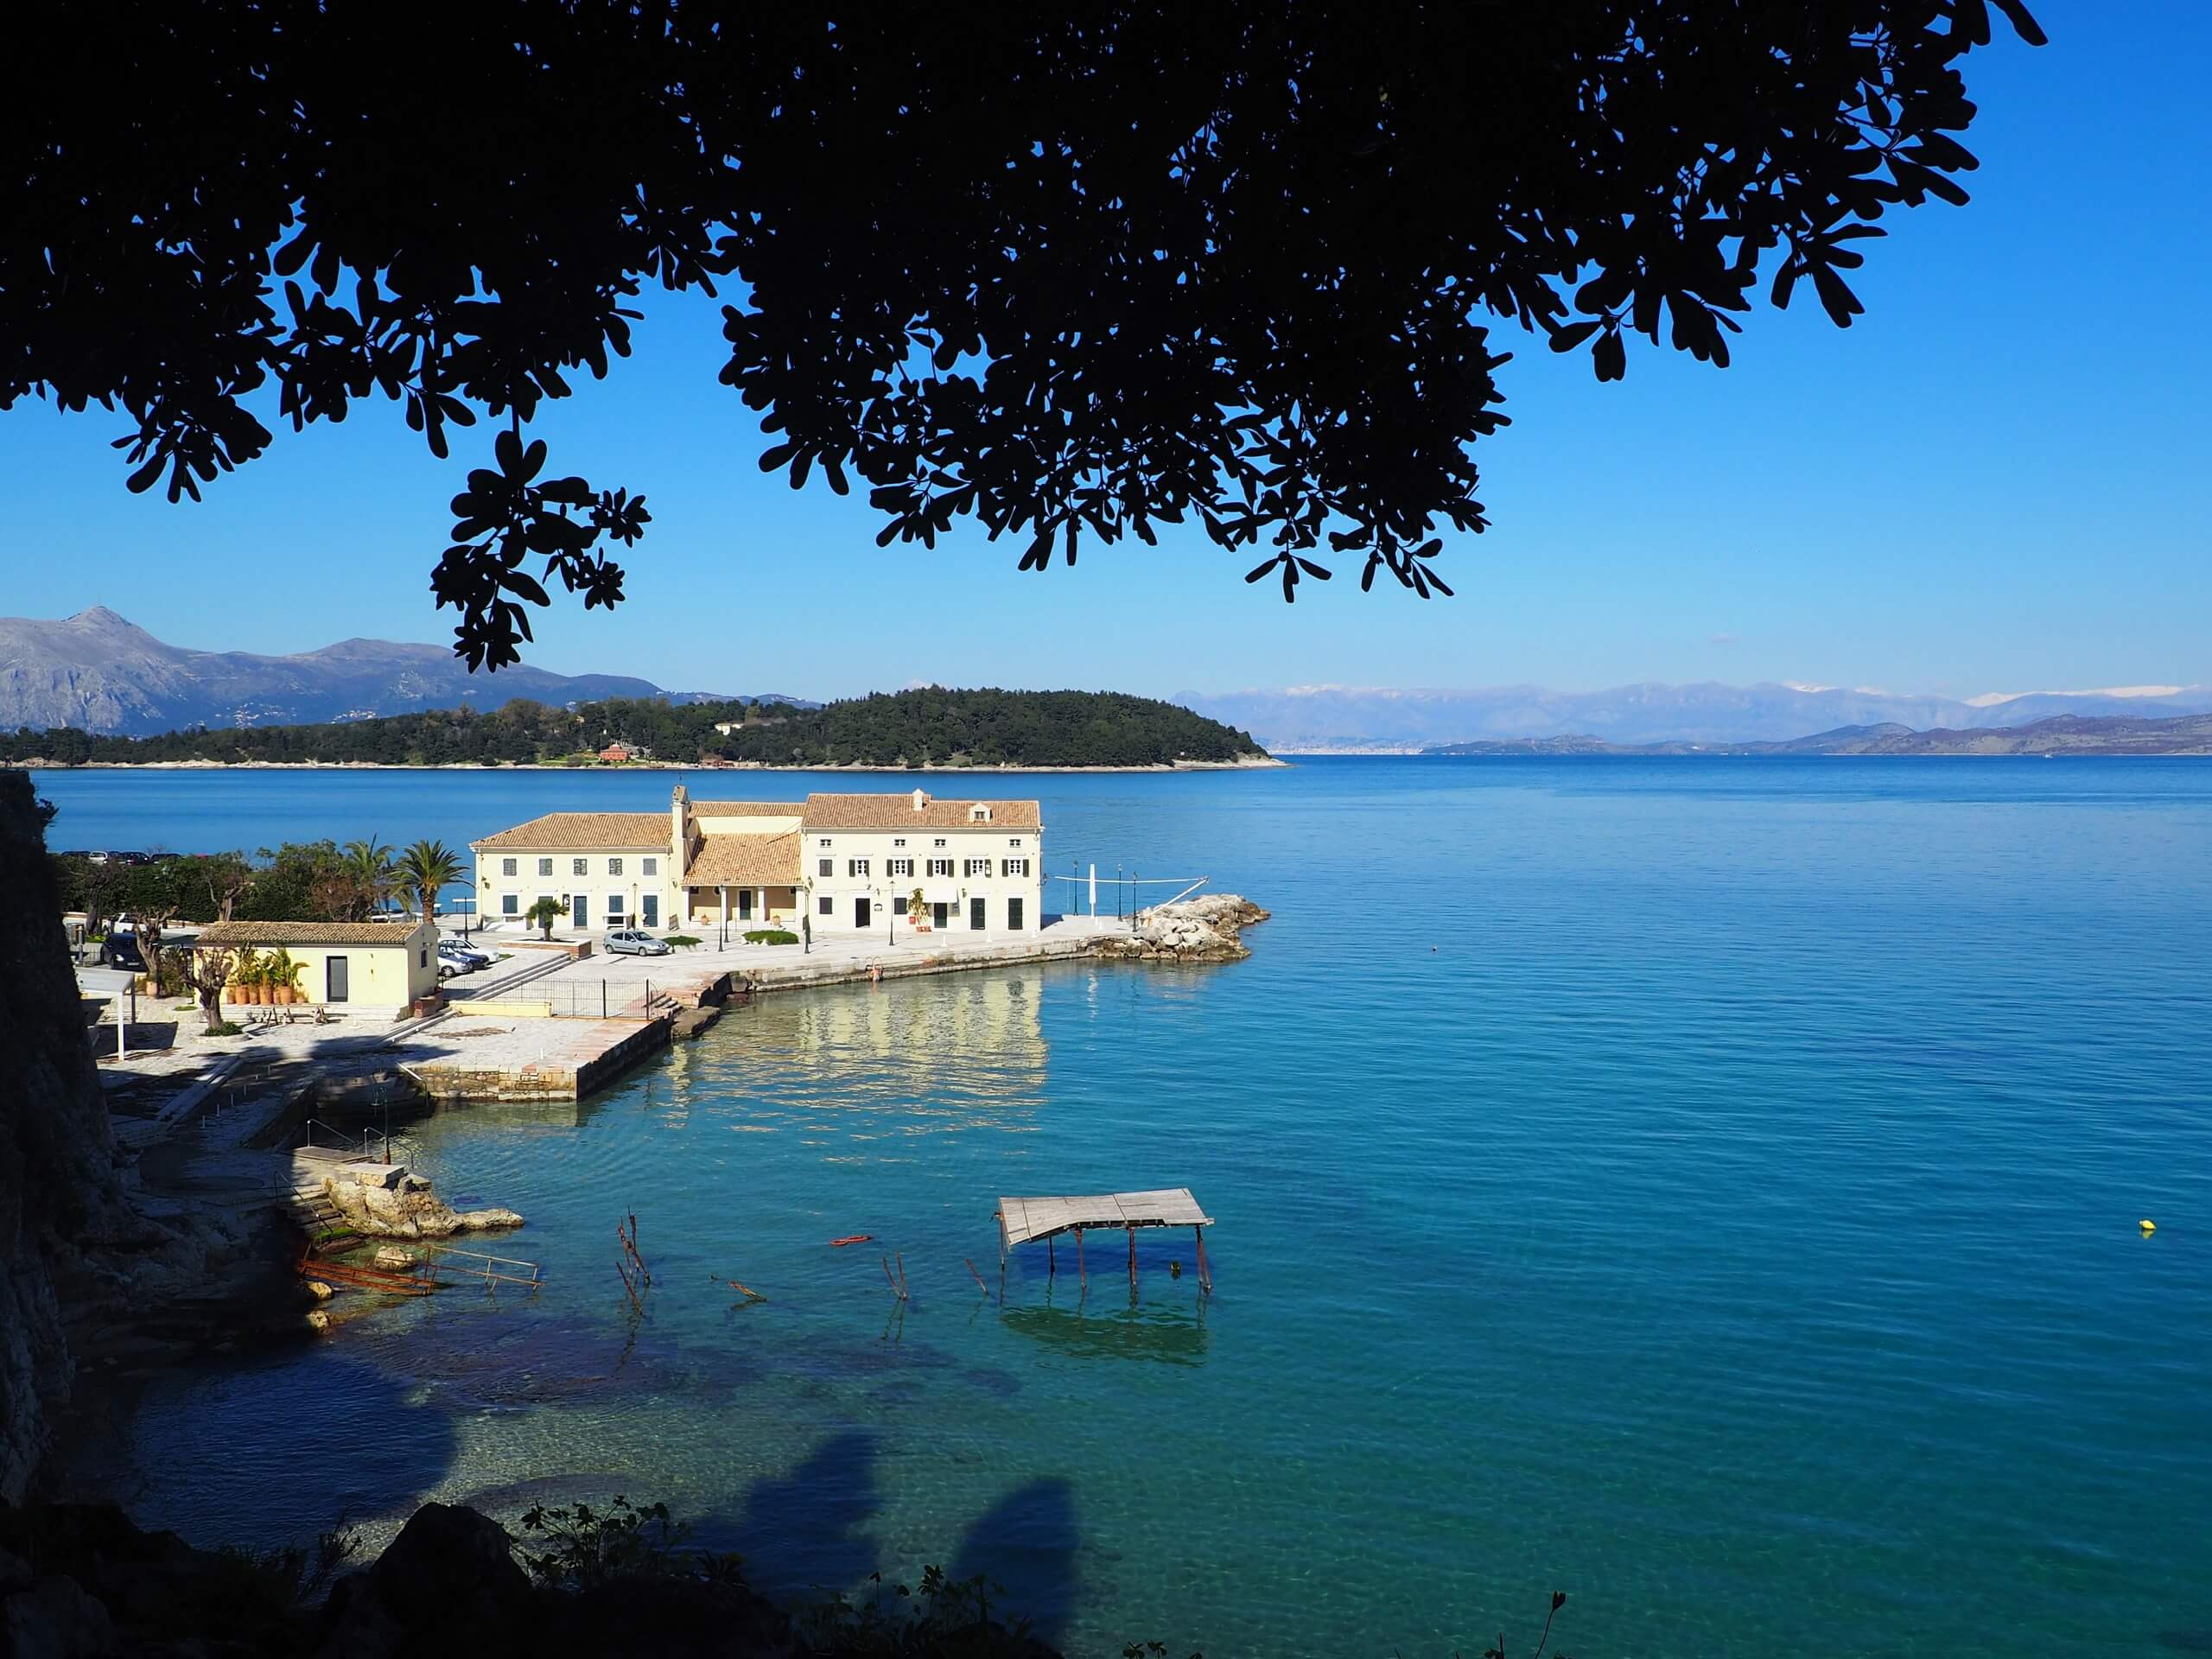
[228,948,261,1004]
[908,887,929,931]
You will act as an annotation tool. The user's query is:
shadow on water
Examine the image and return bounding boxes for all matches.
[379,1305,766,1413]
[86,1348,463,1550]
[721,1431,884,1593]
[952,1478,1081,1648]
[997,1300,1210,1366]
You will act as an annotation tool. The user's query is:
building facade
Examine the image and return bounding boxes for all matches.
[799,791,1042,937]
[469,812,679,933]
[470,788,1042,938]
[194,919,440,1007]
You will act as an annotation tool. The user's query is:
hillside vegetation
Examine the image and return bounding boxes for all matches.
[5,688,1269,770]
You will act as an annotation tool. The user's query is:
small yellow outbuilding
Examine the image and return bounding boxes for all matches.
[194,919,441,1009]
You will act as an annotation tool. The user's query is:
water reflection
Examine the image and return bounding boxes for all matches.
[997,1300,1211,1367]
[700,971,1051,1131]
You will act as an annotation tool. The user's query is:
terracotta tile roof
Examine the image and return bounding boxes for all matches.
[471,812,670,851]
[196,920,434,947]
[800,792,1042,831]
[692,800,805,817]
[682,830,802,887]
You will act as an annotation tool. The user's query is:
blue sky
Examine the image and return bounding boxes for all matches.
[7,2,2207,702]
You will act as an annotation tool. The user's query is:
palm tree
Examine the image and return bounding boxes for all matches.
[341,837,396,920]
[396,839,464,923]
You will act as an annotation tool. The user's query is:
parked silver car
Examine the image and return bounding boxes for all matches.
[602,928,672,957]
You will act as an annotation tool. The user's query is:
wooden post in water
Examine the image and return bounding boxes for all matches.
[1047,1236,1055,1277]
[1127,1224,1137,1286]
[1074,1227,1085,1291]
[1194,1225,1211,1294]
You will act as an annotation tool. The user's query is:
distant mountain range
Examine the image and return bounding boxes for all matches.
[1174,681,2212,751]
[1427,711,2212,757]
[0,608,813,736]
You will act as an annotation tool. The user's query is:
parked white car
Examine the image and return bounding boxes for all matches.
[602,928,672,957]
[435,939,494,978]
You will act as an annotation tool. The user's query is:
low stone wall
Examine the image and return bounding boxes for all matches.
[407,1065,577,1103]
[575,1017,674,1096]
[734,933,1101,997]
[402,1013,673,1103]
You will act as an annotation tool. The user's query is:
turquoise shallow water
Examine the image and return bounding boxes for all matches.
[38,758,2212,1657]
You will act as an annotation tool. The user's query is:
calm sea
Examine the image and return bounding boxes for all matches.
[35,759,2212,1657]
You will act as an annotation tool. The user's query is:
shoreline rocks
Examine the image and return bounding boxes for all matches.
[1091,894,1270,963]
[2,1497,1068,1658]
[321,1166,523,1239]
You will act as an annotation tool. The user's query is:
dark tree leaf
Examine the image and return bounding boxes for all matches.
[12,3,2036,658]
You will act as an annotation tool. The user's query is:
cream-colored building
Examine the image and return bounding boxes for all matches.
[801,791,1041,937]
[194,919,440,1007]
[470,810,683,932]
[470,787,1042,938]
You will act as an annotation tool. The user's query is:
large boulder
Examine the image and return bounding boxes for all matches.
[362,1502,533,1636]
[320,1169,523,1239]
[314,1503,537,1654]
[3,1572,118,1656]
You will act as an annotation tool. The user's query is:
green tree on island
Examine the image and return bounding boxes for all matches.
[3,690,1268,771]
[524,897,569,941]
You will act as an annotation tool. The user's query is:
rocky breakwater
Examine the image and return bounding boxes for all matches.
[1091,893,1270,963]
[321,1165,523,1240]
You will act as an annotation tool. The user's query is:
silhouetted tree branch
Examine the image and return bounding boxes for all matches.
[3,1,2044,666]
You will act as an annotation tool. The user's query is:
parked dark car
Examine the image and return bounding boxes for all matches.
[99,932,146,971]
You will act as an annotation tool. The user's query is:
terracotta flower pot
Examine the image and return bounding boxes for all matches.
[276,984,295,1005]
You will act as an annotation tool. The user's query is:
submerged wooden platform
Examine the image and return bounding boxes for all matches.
[995,1188,1216,1293]
[997,1189,1213,1247]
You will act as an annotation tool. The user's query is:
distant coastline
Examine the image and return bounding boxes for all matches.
[1420,710,2212,759]
[24,754,1288,774]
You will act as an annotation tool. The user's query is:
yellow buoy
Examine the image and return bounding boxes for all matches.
[2139,1218,2157,1234]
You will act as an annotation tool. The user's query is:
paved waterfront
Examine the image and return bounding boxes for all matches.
[451,912,1129,1007]
[85,912,1139,1122]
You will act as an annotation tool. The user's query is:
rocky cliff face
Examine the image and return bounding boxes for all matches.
[0,771,129,1502]
[0,771,296,1503]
